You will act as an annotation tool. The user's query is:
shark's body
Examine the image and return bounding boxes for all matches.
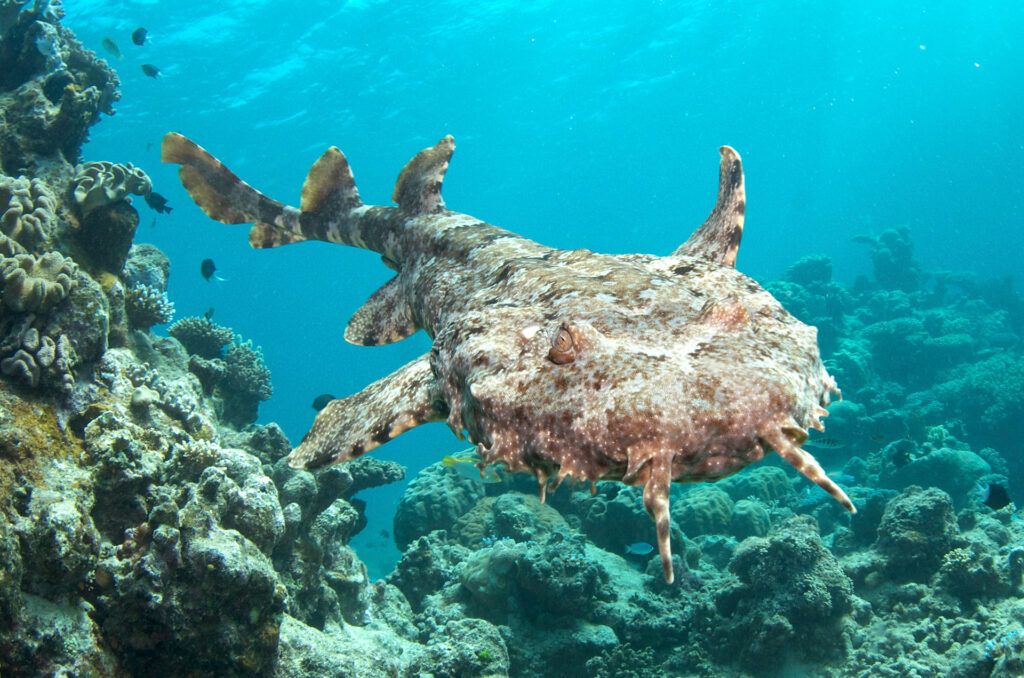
[163,133,854,583]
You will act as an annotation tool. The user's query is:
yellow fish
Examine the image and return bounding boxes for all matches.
[442,452,503,483]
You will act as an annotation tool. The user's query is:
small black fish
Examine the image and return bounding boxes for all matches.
[101,37,121,59]
[984,483,1012,511]
[312,394,336,411]
[132,27,148,46]
[145,191,172,214]
[200,258,217,281]
[141,64,161,78]
[203,307,215,321]
[148,217,156,228]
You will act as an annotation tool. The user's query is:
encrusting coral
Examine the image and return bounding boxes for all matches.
[0,250,76,312]
[124,282,173,330]
[70,161,151,217]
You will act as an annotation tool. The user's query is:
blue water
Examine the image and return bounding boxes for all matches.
[62,0,1024,576]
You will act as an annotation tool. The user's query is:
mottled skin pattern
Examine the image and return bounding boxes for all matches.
[162,133,855,583]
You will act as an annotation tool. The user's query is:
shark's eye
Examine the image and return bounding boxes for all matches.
[548,326,576,364]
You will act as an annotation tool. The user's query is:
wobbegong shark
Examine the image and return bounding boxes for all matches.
[162,132,855,583]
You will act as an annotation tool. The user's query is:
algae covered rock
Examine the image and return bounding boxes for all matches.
[874,485,964,582]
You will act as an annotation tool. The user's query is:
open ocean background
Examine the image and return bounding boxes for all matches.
[61,0,1023,578]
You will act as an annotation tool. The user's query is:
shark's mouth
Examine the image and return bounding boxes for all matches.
[457,367,853,584]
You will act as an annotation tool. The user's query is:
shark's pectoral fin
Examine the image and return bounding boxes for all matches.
[344,276,418,345]
[393,136,455,215]
[286,355,444,470]
[668,145,746,268]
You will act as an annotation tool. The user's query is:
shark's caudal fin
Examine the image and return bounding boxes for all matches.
[669,146,746,267]
[161,132,366,249]
[161,133,304,244]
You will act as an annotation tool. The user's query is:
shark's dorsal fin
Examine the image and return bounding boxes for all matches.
[301,146,362,214]
[670,146,746,267]
[344,276,418,345]
[285,355,443,469]
[393,135,455,215]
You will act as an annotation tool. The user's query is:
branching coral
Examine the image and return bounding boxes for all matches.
[218,338,272,427]
[70,161,151,216]
[0,250,76,312]
[168,316,233,359]
[124,283,173,330]
[0,173,56,250]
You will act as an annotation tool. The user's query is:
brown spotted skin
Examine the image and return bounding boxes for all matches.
[163,134,854,583]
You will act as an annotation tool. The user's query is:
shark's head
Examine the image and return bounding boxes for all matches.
[434,266,842,499]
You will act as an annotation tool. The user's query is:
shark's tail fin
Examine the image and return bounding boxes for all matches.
[162,132,310,248]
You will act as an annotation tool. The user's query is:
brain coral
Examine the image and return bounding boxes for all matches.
[124,283,173,329]
[0,250,76,312]
[169,316,233,359]
[0,174,56,250]
[71,161,151,216]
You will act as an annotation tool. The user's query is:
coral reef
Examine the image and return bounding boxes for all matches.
[0,249,75,312]
[218,337,272,428]
[70,161,151,217]
[74,198,139,273]
[169,315,233,359]
[0,173,56,250]
[1,8,1022,677]
[124,282,173,330]
[0,2,119,179]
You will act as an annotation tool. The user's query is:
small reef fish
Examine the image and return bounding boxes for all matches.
[131,27,148,46]
[200,258,217,281]
[442,454,503,483]
[145,191,172,214]
[203,307,215,321]
[312,394,336,411]
[625,542,654,556]
[100,37,121,58]
[163,133,855,584]
[141,64,160,78]
[804,437,846,450]
[975,482,1012,511]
